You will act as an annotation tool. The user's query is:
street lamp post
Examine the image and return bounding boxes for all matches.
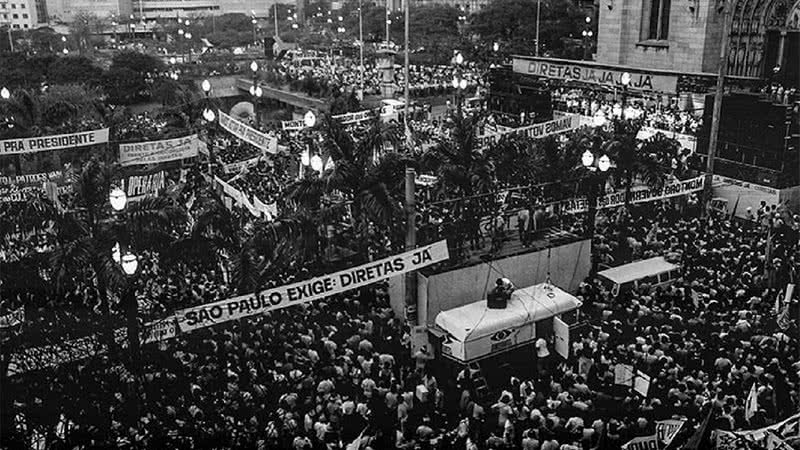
[451,51,467,115]
[202,79,216,176]
[581,151,611,276]
[250,61,262,129]
[358,0,364,100]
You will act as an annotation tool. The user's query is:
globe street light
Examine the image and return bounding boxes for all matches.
[310,155,323,172]
[581,150,612,276]
[304,110,317,128]
[121,252,139,275]
[250,61,258,73]
[0,87,9,100]
[109,187,128,211]
[454,52,464,65]
[201,79,211,93]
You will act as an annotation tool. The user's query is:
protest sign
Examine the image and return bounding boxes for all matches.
[177,240,450,332]
[656,419,686,448]
[281,119,307,131]
[634,370,651,397]
[218,111,278,154]
[621,435,658,450]
[332,109,373,125]
[123,171,165,201]
[555,175,705,214]
[0,129,109,155]
[223,155,262,174]
[0,170,72,203]
[119,135,199,166]
[614,364,634,386]
[476,115,581,148]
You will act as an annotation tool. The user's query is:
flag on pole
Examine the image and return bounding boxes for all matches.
[745,383,758,421]
[777,284,795,331]
[684,407,714,450]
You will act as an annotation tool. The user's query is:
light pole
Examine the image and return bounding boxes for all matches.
[0,87,9,100]
[535,0,541,56]
[249,61,262,129]
[358,0,364,100]
[385,7,391,45]
[581,150,611,276]
[202,79,216,176]
[451,51,467,115]
[251,16,258,44]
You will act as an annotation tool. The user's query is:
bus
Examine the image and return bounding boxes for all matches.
[596,256,681,297]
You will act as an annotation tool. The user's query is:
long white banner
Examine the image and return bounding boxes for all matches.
[218,111,278,154]
[0,129,109,155]
[555,175,705,214]
[177,240,450,332]
[119,134,199,167]
[332,109,373,125]
[476,115,581,148]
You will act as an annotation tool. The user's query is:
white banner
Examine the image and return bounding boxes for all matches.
[218,111,278,154]
[556,175,705,214]
[332,109,373,125]
[124,171,165,201]
[254,196,278,220]
[476,115,581,148]
[637,126,697,152]
[0,170,72,203]
[281,119,307,131]
[656,419,686,448]
[0,128,109,155]
[177,240,450,332]
[223,155,262,174]
[119,134,199,167]
[0,307,24,328]
[715,413,800,450]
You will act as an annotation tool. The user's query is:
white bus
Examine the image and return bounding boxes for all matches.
[596,256,681,297]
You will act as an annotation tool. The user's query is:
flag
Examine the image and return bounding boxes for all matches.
[729,194,740,220]
[777,284,795,331]
[683,407,713,450]
[657,419,686,448]
[746,383,758,421]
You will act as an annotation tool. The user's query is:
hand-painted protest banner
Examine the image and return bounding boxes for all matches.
[656,419,685,448]
[556,175,705,214]
[281,119,307,131]
[177,240,450,332]
[123,171,165,201]
[253,196,278,220]
[0,128,109,155]
[0,307,24,328]
[621,435,658,450]
[332,109,373,125]
[218,110,278,154]
[0,170,72,203]
[119,134,199,167]
[476,115,581,148]
[223,155,262,174]
[715,413,800,450]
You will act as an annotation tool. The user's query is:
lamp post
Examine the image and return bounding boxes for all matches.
[451,51,467,115]
[251,16,258,44]
[250,61,262,128]
[581,150,611,276]
[358,0,364,100]
[620,71,631,113]
[535,0,541,56]
[202,79,215,175]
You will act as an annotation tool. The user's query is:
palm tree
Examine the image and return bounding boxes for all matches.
[287,116,412,260]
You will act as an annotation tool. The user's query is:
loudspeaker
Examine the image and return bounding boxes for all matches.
[487,289,509,309]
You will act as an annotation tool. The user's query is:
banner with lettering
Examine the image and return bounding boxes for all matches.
[513,57,679,94]
[223,155,262,174]
[476,115,581,148]
[176,240,450,332]
[0,170,72,203]
[714,413,800,450]
[621,435,658,450]
[281,119,307,131]
[332,109,373,125]
[555,175,705,214]
[119,135,199,167]
[123,171,165,201]
[655,419,685,449]
[0,128,109,155]
[218,111,278,154]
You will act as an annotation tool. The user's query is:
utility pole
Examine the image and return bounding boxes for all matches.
[405,168,418,327]
[385,4,390,45]
[703,0,732,215]
[403,0,410,139]
[359,0,364,100]
[535,0,540,57]
[274,5,279,38]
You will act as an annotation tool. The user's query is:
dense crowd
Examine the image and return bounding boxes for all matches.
[553,88,703,135]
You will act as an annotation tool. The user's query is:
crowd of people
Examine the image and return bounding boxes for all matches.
[553,88,703,136]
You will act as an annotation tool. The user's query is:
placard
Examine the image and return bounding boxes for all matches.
[476,115,581,148]
[119,134,199,167]
[614,364,634,386]
[0,129,109,155]
[621,435,659,450]
[218,111,278,154]
[0,170,72,203]
[634,370,651,397]
[332,109,373,125]
[124,171,165,201]
[176,240,450,332]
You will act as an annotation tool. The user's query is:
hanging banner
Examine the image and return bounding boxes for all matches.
[332,109,373,125]
[656,419,686,449]
[0,128,109,155]
[218,111,278,154]
[281,119,306,131]
[555,175,705,214]
[621,435,658,450]
[637,127,697,152]
[177,240,450,333]
[224,155,262,174]
[513,57,679,94]
[253,196,278,220]
[476,115,581,148]
[0,170,72,203]
[0,307,24,328]
[119,134,199,167]
[123,171,165,201]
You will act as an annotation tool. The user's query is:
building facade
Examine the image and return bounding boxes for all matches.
[44,0,131,22]
[596,0,800,79]
[1,0,37,29]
